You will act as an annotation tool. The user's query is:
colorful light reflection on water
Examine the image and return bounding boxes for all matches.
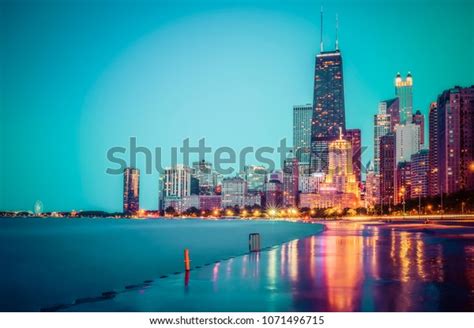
[67,222,474,312]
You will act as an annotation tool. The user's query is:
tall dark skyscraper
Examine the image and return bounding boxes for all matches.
[123,167,140,214]
[311,10,346,173]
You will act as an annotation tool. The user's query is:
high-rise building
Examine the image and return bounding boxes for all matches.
[428,102,439,196]
[412,110,425,146]
[395,72,413,124]
[293,104,313,164]
[221,177,247,208]
[163,164,192,198]
[304,130,360,209]
[192,160,215,195]
[411,149,430,199]
[379,134,396,206]
[365,161,379,208]
[384,98,400,131]
[190,176,200,195]
[431,86,474,194]
[310,139,329,173]
[324,131,359,196]
[373,98,399,174]
[243,165,267,191]
[394,161,411,204]
[395,123,420,164]
[282,156,299,207]
[311,11,346,173]
[345,128,362,183]
[373,110,392,174]
[123,167,140,214]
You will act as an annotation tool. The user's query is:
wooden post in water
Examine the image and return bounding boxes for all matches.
[184,249,191,271]
[249,233,261,252]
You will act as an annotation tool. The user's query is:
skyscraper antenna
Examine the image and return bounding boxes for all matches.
[335,13,339,50]
[320,6,324,52]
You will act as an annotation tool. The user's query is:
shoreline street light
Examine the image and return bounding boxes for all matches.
[400,186,406,216]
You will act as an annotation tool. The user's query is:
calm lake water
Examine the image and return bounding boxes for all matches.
[0,218,322,311]
[65,221,474,312]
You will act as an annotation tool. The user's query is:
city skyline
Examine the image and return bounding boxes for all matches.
[1,0,473,212]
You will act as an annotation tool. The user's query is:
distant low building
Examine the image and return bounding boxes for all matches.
[300,192,359,209]
[199,195,222,211]
[164,195,200,213]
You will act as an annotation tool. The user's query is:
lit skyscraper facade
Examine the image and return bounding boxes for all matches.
[373,110,391,174]
[428,102,439,196]
[395,123,420,164]
[394,161,411,204]
[310,15,346,174]
[395,72,413,124]
[373,98,398,173]
[431,86,474,194]
[293,104,313,164]
[365,162,379,208]
[345,128,362,183]
[243,165,267,191]
[324,132,359,196]
[412,110,425,146]
[163,164,192,198]
[192,160,215,195]
[301,132,360,209]
[312,51,346,140]
[411,149,430,199]
[123,167,140,214]
[282,156,299,207]
[221,177,247,208]
[379,134,396,206]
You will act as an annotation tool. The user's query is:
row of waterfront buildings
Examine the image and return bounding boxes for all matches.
[122,10,474,215]
[366,81,474,210]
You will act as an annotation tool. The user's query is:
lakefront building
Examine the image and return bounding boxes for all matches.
[301,130,360,209]
[162,164,192,212]
[430,86,474,194]
[411,149,430,199]
[123,167,140,214]
[379,134,396,206]
[311,10,346,174]
[282,156,299,207]
[395,72,413,125]
[428,102,439,196]
[346,128,362,183]
[293,104,313,164]
[221,177,247,208]
[373,105,392,174]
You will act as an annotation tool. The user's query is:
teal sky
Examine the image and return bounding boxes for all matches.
[1,0,473,212]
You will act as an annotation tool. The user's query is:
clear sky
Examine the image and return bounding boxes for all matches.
[1,0,473,212]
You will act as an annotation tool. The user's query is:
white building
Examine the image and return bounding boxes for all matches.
[221,177,247,208]
[395,123,420,164]
[299,172,325,193]
[163,164,192,198]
